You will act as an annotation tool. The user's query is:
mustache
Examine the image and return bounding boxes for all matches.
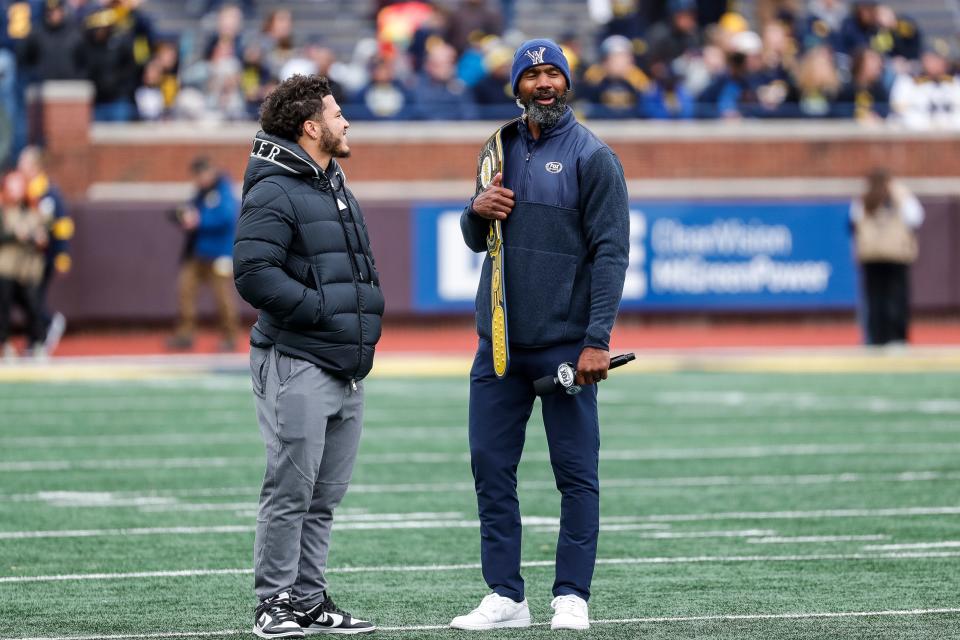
[532,89,560,99]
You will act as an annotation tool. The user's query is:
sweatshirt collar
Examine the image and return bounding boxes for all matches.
[517,107,575,144]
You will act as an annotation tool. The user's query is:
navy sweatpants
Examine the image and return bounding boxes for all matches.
[468,338,600,603]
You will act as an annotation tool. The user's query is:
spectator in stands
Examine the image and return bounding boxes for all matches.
[836,46,889,122]
[167,156,238,352]
[0,171,47,360]
[353,54,412,119]
[836,3,920,63]
[82,8,139,121]
[410,40,477,119]
[850,168,923,345]
[279,39,347,105]
[838,1,869,52]
[115,0,158,71]
[695,0,729,28]
[203,2,243,62]
[0,0,32,165]
[802,0,846,52]
[190,0,253,19]
[683,41,726,103]
[889,46,960,129]
[408,6,449,73]
[456,33,490,88]
[444,0,502,56]
[753,20,797,115]
[205,54,246,121]
[699,30,766,118]
[642,61,695,118]
[645,0,703,69]
[135,38,179,120]
[756,0,801,29]
[557,31,585,85]
[377,0,435,54]
[136,58,166,119]
[580,34,649,118]
[259,8,295,80]
[876,4,921,61]
[240,42,273,119]
[790,44,840,117]
[17,146,70,356]
[19,0,86,81]
[472,43,516,118]
[592,0,647,49]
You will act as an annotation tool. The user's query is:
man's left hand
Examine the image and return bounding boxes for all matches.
[180,207,200,230]
[575,347,610,386]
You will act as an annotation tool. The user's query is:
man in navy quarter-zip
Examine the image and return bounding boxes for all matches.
[450,39,630,632]
[234,74,383,638]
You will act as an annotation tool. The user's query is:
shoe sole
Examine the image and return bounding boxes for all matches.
[303,627,377,635]
[252,625,305,639]
[449,618,531,631]
[551,622,590,631]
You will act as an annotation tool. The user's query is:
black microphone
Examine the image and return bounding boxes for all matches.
[533,353,636,396]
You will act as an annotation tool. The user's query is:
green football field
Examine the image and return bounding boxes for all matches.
[1,367,960,639]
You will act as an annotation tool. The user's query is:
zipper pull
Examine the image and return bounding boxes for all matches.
[351,379,358,392]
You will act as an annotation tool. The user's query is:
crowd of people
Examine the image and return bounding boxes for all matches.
[2,0,959,127]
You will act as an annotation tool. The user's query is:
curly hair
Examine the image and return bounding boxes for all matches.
[259,74,333,141]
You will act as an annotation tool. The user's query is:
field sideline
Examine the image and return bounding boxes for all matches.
[1,351,959,639]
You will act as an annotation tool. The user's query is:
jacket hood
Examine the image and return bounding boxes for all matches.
[242,131,344,199]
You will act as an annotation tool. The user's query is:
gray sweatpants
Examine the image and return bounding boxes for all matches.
[250,345,363,609]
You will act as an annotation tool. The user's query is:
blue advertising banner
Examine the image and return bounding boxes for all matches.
[412,201,858,312]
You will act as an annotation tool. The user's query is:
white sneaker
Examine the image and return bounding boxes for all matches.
[550,595,589,630]
[449,593,531,630]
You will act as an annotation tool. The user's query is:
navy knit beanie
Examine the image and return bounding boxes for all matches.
[510,38,571,96]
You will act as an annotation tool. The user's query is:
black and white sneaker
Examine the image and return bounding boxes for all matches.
[295,592,376,635]
[254,592,304,638]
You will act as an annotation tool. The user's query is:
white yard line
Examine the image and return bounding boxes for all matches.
[4,552,960,584]
[3,505,959,538]
[0,434,261,448]
[0,516,666,539]
[5,470,960,504]
[651,391,960,414]
[862,541,960,551]
[6,419,960,448]
[530,527,777,538]
[0,526,255,540]
[6,444,960,472]
[4,607,959,639]
[635,505,960,522]
[3,607,960,639]
[748,535,890,544]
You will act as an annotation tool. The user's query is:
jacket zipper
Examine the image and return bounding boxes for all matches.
[332,179,366,383]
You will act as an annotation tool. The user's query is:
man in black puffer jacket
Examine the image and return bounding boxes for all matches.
[234,74,383,639]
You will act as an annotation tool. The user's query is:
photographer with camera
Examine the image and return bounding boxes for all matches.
[167,156,239,352]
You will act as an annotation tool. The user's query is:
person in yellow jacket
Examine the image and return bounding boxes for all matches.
[18,146,72,356]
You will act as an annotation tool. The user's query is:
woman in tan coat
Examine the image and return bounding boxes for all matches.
[850,168,924,345]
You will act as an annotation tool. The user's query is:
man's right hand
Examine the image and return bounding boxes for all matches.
[471,173,514,221]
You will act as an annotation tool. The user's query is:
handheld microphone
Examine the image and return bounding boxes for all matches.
[533,353,636,396]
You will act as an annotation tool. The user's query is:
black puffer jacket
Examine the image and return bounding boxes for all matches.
[234,132,384,380]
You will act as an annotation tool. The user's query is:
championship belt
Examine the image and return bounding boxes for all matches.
[476,121,517,378]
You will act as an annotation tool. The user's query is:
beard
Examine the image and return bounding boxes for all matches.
[518,88,569,129]
[320,121,350,159]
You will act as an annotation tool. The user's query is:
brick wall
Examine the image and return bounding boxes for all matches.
[36,82,960,199]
